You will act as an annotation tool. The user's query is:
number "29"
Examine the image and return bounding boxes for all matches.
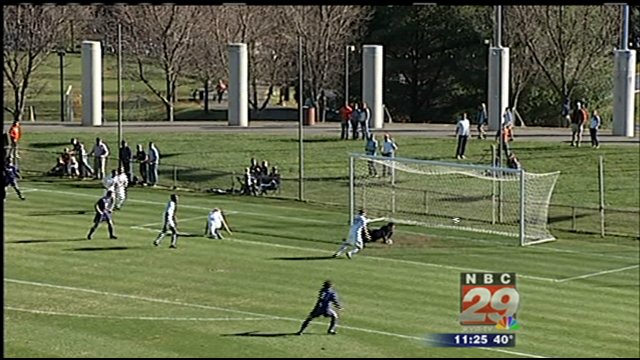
[460,287,519,324]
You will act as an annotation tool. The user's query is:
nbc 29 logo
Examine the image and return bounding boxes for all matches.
[460,272,520,328]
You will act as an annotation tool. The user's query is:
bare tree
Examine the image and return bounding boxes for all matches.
[120,5,201,122]
[510,6,619,106]
[209,6,292,112]
[3,5,71,122]
[281,6,373,121]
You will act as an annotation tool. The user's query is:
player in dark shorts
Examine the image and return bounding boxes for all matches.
[87,190,117,240]
[296,280,342,335]
[364,222,395,244]
[4,159,25,200]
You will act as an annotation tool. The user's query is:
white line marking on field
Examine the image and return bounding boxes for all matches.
[20,189,40,193]
[555,264,640,283]
[26,188,330,224]
[23,187,640,271]
[4,307,272,322]
[138,216,204,228]
[128,224,558,283]
[4,278,546,358]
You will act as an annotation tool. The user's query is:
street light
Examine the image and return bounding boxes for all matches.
[57,49,66,122]
[345,45,355,106]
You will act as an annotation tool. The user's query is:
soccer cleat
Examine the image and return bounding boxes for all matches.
[346,252,352,259]
[153,240,160,247]
[332,253,339,258]
[296,331,302,336]
[461,155,466,159]
[169,244,177,249]
[19,196,26,200]
[328,330,337,335]
[87,234,92,240]
[109,235,118,239]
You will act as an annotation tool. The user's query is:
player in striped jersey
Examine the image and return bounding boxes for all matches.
[87,190,117,240]
[153,194,179,249]
[296,280,342,335]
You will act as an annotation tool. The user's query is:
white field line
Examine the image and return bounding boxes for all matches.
[4,278,546,358]
[128,225,557,282]
[4,307,271,322]
[555,264,640,283]
[137,216,205,228]
[23,187,639,272]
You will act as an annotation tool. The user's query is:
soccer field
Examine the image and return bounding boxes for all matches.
[4,177,639,358]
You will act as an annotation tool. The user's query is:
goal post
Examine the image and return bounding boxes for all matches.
[348,153,560,246]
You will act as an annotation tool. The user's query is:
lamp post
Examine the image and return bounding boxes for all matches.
[58,49,66,122]
[345,45,355,106]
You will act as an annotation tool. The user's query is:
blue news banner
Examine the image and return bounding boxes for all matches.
[428,333,516,348]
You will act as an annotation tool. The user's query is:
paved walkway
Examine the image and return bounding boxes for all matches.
[14,120,640,145]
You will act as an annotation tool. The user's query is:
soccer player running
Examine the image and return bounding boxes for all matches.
[296,280,343,335]
[4,158,25,200]
[204,208,232,239]
[87,190,117,240]
[333,208,382,259]
[153,194,179,249]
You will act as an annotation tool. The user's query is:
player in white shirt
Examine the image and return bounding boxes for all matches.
[153,194,179,249]
[103,169,116,194]
[333,209,384,259]
[455,113,471,159]
[204,208,232,239]
[114,167,129,209]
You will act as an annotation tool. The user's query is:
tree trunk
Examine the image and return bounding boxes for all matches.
[166,76,174,122]
[204,79,209,112]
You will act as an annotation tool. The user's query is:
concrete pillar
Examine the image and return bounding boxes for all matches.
[613,50,636,137]
[362,45,384,129]
[487,47,509,131]
[82,41,102,126]
[228,43,248,127]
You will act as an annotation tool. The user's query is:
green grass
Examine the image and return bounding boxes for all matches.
[15,131,640,237]
[4,179,639,358]
[4,132,639,357]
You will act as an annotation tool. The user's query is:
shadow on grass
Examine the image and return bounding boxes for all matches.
[548,213,591,224]
[28,210,88,216]
[271,255,336,261]
[6,238,86,244]
[28,142,72,149]
[69,246,132,251]
[221,331,298,337]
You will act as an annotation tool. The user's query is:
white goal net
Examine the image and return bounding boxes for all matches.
[349,154,560,246]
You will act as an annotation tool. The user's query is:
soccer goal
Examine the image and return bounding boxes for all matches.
[348,153,561,246]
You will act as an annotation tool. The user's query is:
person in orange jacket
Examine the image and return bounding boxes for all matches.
[8,120,21,161]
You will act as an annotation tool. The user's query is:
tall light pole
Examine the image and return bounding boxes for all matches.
[58,49,66,122]
[117,23,123,147]
[345,45,355,106]
[298,35,304,201]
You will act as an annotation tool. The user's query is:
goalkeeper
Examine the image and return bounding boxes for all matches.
[364,222,395,245]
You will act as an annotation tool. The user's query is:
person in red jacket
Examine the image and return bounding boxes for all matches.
[339,103,353,140]
[570,101,588,147]
[8,120,21,161]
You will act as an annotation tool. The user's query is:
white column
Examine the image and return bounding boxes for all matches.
[82,41,102,126]
[362,45,384,129]
[488,47,509,131]
[228,43,248,127]
[613,50,636,137]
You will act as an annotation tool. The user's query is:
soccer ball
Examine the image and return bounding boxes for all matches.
[452,217,461,224]
[385,239,393,245]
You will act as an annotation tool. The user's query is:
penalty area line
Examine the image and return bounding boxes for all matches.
[555,264,640,283]
[4,307,273,322]
[4,278,548,358]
